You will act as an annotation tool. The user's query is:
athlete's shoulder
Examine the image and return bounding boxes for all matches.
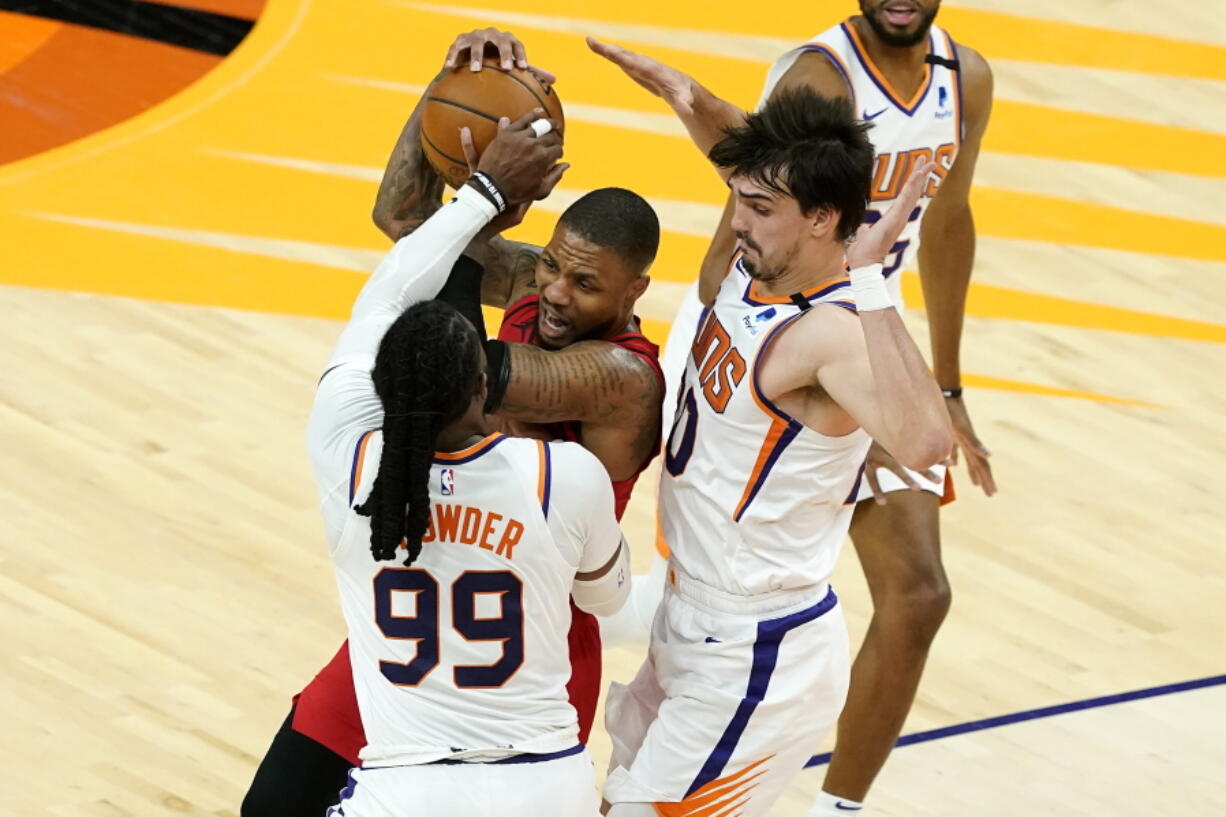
[608,320,663,374]
[771,299,863,364]
[770,42,854,101]
[949,42,993,127]
[953,42,992,87]
[541,440,617,519]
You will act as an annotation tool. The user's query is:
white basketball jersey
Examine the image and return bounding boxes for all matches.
[658,256,872,596]
[332,432,584,767]
[760,20,964,307]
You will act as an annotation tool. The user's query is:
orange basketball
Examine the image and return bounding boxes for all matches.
[421,57,565,189]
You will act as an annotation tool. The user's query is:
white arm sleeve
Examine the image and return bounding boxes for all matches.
[545,444,631,617]
[306,186,496,542]
[326,184,496,371]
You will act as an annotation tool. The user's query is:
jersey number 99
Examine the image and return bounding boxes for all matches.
[373,568,524,689]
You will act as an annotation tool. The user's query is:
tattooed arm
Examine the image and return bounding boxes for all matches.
[501,341,662,481]
[371,72,449,240]
[463,236,542,307]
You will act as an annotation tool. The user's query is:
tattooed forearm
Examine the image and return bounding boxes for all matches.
[372,71,447,240]
[500,342,659,427]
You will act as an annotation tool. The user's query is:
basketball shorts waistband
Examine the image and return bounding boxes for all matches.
[430,744,584,766]
[666,561,835,617]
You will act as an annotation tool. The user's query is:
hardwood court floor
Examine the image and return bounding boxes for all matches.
[0,1,1223,815]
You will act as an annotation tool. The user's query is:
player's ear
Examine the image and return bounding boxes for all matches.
[623,272,650,307]
[809,206,838,239]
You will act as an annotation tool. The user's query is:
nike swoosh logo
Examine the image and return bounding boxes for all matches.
[704,636,721,643]
[835,803,862,811]
[863,108,887,121]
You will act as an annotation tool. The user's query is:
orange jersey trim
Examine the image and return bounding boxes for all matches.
[433,433,506,464]
[732,417,793,521]
[535,439,552,517]
[744,275,850,306]
[348,429,378,504]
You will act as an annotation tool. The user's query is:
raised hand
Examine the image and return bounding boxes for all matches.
[464,110,566,208]
[945,395,996,496]
[586,36,694,115]
[443,27,557,83]
[846,160,935,269]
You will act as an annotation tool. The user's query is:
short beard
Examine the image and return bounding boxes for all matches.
[741,256,783,282]
[860,1,939,48]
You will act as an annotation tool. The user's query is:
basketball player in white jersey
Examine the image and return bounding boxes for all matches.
[307,116,627,816]
[633,4,996,813]
[588,38,952,817]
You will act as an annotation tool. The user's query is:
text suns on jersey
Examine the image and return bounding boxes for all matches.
[870,142,956,202]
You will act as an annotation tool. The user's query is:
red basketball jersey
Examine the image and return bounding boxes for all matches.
[496,294,665,517]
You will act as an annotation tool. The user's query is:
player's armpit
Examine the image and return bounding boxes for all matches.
[466,236,541,308]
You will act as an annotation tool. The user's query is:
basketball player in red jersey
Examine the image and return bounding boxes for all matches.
[241,29,664,817]
[688,3,996,814]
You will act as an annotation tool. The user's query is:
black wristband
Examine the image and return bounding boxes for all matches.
[483,339,512,414]
[466,171,507,214]
[942,387,963,399]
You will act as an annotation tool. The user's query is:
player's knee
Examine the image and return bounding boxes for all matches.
[894,571,951,644]
[875,563,951,646]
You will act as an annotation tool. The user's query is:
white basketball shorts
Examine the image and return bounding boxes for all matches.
[853,460,949,503]
[326,746,598,817]
[603,566,850,817]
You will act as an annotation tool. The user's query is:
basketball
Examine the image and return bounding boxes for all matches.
[421,57,565,189]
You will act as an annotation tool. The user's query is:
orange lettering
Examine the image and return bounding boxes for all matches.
[702,348,746,413]
[497,520,523,560]
[435,504,461,541]
[479,512,501,551]
[460,506,481,545]
[924,143,956,196]
[692,313,731,382]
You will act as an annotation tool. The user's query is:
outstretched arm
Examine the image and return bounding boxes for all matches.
[500,341,662,481]
[587,37,743,179]
[917,46,996,495]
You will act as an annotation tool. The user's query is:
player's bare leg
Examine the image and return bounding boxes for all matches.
[818,489,950,810]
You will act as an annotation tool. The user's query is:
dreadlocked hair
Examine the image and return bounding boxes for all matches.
[355,300,483,566]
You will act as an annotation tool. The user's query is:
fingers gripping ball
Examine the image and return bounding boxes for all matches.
[421,57,564,188]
